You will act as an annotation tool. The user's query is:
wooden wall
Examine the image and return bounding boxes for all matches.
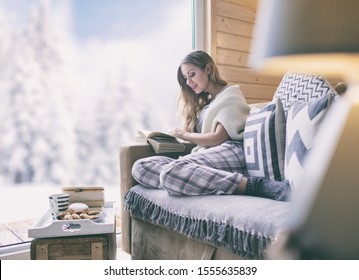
[205,0,342,103]
[207,0,280,104]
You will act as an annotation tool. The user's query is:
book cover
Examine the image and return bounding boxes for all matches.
[62,186,105,202]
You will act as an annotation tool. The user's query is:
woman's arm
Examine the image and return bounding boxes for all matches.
[171,123,230,148]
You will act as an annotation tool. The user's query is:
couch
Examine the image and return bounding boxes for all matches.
[119,73,339,260]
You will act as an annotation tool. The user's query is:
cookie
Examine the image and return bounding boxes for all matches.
[68,202,89,213]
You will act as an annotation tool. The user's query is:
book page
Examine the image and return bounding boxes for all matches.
[137,129,175,139]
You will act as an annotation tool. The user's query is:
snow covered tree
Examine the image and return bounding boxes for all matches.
[85,66,153,185]
[0,6,11,184]
[0,0,77,184]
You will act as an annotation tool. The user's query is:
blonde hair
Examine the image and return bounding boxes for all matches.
[176,51,227,131]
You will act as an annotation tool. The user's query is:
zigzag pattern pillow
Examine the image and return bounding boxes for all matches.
[285,93,337,190]
[244,98,286,181]
[273,72,337,115]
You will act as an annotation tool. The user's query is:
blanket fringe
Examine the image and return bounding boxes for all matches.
[125,189,272,259]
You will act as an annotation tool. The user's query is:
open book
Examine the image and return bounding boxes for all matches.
[137,129,186,154]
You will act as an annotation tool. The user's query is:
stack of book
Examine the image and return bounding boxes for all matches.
[62,186,105,208]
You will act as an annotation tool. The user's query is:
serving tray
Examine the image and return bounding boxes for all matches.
[28,201,115,238]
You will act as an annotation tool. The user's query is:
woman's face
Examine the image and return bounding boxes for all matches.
[181,63,209,94]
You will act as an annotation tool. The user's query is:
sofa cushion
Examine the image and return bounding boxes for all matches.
[285,93,337,190]
[273,72,337,115]
[244,98,286,181]
[125,185,291,259]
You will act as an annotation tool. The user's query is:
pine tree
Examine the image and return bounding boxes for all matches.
[0,6,11,184]
[89,67,153,185]
[0,0,77,184]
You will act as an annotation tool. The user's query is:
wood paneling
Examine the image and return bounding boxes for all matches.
[209,0,278,104]
[216,16,253,37]
[216,48,249,67]
[207,0,343,103]
[216,32,252,52]
[216,0,256,22]
[218,65,280,85]
[222,0,258,10]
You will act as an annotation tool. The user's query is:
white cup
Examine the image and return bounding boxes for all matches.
[49,193,69,219]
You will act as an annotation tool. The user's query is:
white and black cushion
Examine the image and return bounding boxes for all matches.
[244,98,286,181]
[273,72,337,115]
[285,93,337,190]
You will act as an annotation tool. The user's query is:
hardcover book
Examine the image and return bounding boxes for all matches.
[137,129,186,154]
[62,186,105,207]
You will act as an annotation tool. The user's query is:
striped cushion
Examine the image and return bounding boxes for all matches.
[285,93,337,190]
[244,98,286,181]
[273,72,337,115]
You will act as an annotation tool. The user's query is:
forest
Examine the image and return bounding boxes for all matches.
[0,0,190,186]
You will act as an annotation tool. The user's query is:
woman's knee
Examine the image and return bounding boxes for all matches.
[159,163,184,195]
[132,156,176,189]
[132,156,169,178]
[131,159,145,182]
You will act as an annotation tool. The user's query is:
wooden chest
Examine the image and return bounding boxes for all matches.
[30,233,116,260]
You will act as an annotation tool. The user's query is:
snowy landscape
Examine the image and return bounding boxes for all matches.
[0,0,191,223]
[0,0,191,187]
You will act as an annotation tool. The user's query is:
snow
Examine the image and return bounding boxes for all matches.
[0,0,191,222]
[0,0,191,185]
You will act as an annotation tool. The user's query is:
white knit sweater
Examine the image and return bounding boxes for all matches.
[192,85,250,152]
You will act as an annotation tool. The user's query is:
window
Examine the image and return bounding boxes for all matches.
[191,0,211,52]
[0,0,192,254]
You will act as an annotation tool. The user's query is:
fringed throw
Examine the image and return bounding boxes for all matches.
[125,185,290,259]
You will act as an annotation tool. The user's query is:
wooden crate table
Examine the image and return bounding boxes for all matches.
[28,201,117,260]
[30,232,116,260]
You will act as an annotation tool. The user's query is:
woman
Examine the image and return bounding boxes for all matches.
[132,50,290,201]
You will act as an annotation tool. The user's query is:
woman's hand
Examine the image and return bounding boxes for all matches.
[169,128,187,140]
[169,123,230,147]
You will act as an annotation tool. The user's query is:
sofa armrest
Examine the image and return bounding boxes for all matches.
[119,141,195,254]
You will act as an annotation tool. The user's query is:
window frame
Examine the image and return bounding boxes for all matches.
[191,0,211,52]
[0,242,31,260]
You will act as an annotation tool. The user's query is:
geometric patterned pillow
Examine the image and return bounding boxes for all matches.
[284,93,337,190]
[273,72,337,115]
[244,98,286,181]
